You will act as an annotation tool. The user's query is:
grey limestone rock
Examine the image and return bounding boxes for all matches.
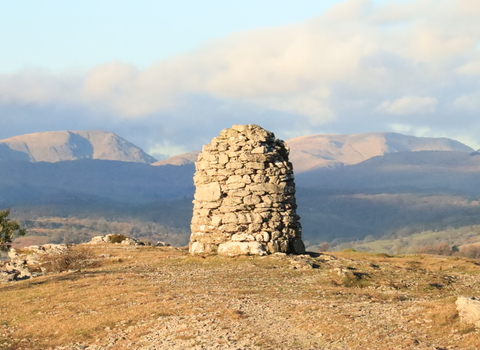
[189,124,305,255]
[1,244,70,283]
[217,241,267,256]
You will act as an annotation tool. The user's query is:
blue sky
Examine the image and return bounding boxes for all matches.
[1,0,480,158]
[0,0,344,73]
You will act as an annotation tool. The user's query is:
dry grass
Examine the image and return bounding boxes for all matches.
[40,245,101,273]
[0,246,479,349]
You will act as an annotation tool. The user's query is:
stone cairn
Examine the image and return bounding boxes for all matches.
[190,124,305,256]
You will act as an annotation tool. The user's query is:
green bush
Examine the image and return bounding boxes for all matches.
[0,209,26,252]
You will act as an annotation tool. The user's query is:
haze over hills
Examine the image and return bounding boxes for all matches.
[0,130,157,164]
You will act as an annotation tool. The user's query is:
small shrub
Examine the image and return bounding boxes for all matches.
[108,234,127,244]
[375,253,391,258]
[41,245,101,273]
[318,242,330,252]
[342,272,370,288]
[418,242,454,256]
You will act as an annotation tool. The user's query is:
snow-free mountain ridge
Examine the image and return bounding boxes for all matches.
[286,132,474,173]
[0,130,157,164]
[157,132,474,173]
[0,130,474,171]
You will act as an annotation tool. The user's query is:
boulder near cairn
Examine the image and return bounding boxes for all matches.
[189,124,305,256]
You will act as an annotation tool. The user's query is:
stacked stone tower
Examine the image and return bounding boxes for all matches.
[189,124,305,256]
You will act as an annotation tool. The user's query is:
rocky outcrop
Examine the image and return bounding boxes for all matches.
[456,296,480,328]
[88,234,170,247]
[89,234,141,246]
[189,124,304,256]
[1,244,69,282]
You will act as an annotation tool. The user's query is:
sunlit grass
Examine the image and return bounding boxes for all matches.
[0,245,479,349]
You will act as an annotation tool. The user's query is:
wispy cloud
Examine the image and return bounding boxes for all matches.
[377,96,438,115]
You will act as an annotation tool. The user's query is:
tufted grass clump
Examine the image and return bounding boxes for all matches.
[107,234,128,243]
[41,245,101,273]
[342,272,370,288]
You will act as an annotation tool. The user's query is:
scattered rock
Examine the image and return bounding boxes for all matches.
[1,244,69,282]
[88,234,143,246]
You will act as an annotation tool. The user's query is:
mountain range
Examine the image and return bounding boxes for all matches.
[157,132,474,173]
[0,130,473,172]
[2,129,480,247]
[0,130,156,164]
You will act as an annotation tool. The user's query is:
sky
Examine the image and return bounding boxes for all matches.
[1,0,480,159]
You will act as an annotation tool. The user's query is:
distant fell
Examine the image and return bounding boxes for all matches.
[287,132,473,173]
[0,130,157,164]
[155,132,474,174]
[152,151,200,166]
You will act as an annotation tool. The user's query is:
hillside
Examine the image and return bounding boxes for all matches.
[1,131,480,248]
[328,224,480,256]
[0,160,194,206]
[297,151,480,192]
[1,245,479,349]
[0,130,157,164]
[5,152,480,247]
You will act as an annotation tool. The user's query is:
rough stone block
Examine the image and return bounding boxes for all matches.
[456,296,480,328]
[218,154,229,164]
[218,242,266,256]
[231,233,255,242]
[246,162,266,170]
[194,182,222,202]
[252,146,266,154]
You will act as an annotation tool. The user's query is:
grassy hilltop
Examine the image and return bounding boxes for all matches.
[1,245,479,350]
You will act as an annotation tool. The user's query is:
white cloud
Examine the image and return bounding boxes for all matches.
[390,123,480,149]
[457,0,480,15]
[377,96,438,115]
[323,0,371,20]
[456,61,480,75]
[148,142,189,159]
[1,0,480,154]
[0,68,82,105]
[453,93,480,111]
[390,123,433,137]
